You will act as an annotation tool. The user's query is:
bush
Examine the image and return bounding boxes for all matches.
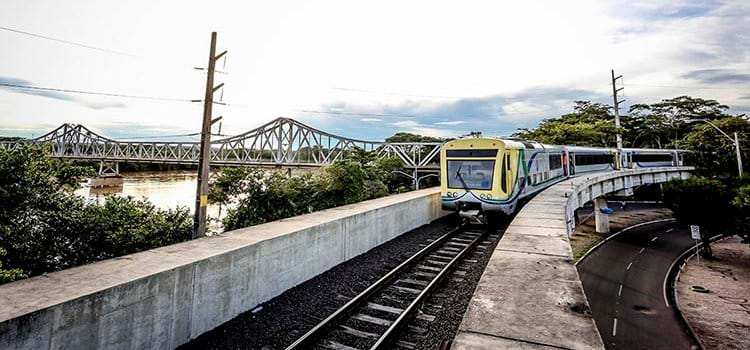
[216,152,421,231]
[0,146,192,284]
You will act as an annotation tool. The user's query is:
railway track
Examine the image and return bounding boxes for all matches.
[285,223,494,350]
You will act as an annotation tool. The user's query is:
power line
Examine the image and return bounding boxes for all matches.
[0,25,205,71]
[624,83,741,90]
[0,82,201,103]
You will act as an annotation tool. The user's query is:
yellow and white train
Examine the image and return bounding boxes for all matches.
[440,136,682,218]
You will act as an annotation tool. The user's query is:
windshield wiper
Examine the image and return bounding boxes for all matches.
[455,166,471,192]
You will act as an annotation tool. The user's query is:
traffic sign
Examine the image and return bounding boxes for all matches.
[690,225,701,240]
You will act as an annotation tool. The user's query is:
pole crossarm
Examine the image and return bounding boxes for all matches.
[0,117,445,170]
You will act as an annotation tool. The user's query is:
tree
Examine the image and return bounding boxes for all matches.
[677,116,750,177]
[627,96,732,148]
[385,132,445,143]
[0,145,192,284]
[514,101,620,146]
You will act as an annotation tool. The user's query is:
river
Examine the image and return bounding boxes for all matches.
[74,171,226,232]
[74,168,321,233]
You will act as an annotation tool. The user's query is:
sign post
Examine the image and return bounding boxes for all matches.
[690,225,701,263]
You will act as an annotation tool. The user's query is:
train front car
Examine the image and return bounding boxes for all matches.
[440,137,521,221]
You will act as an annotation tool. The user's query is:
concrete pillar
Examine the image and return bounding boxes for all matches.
[594,197,610,234]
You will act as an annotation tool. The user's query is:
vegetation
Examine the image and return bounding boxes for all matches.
[211,150,417,230]
[0,145,193,284]
[515,95,749,177]
[517,95,750,247]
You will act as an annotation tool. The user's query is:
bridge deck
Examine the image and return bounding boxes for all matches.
[453,167,692,349]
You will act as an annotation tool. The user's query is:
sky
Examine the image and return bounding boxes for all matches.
[0,0,748,141]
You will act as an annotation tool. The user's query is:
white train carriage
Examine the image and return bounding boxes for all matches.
[563,146,619,175]
[620,148,682,168]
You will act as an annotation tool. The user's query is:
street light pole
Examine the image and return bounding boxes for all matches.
[735,132,744,177]
[687,119,743,177]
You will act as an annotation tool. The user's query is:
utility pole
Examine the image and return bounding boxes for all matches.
[611,69,625,149]
[194,32,226,238]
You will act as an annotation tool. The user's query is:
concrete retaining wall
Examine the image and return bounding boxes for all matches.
[0,188,447,350]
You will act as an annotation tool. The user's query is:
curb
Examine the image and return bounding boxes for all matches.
[575,218,676,266]
[663,234,726,350]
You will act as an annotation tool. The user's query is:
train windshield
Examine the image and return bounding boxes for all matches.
[447,160,495,190]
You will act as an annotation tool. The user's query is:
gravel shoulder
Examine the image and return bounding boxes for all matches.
[675,236,750,350]
[179,216,458,350]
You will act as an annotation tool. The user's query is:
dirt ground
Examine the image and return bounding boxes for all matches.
[570,203,673,261]
[676,236,750,350]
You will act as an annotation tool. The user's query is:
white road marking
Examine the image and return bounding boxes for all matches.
[626,262,633,270]
[651,236,659,242]
[666,228,674,233]
[638,247,645,254]
[618,284,623,297]
[612,318,618,337]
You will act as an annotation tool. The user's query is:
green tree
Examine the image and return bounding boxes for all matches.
[0,146,192,283]
[677,116,750,177]
[627,96,731,148]
[514,101,620,146]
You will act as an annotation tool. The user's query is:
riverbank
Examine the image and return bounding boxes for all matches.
[675,236,750,350]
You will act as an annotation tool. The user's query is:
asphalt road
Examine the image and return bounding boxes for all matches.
[577,220,699,350]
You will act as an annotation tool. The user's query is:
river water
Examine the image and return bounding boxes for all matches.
[74,171,226,232]
[73,168,320,233]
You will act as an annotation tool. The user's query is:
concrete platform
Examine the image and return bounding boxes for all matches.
[0,188,447,350]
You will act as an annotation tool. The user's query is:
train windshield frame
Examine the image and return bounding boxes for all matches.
[446,159,495,190]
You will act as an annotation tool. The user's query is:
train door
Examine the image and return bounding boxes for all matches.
[568,152,576,175]
[562,152,569,176]
[499,151,514,197]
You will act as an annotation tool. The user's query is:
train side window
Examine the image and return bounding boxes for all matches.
[500,153,508,193]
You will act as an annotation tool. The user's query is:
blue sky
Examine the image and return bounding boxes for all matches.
[0,0,748,141]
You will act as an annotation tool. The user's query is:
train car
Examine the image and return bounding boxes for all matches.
[620,148,682,168]
[563,146,619,175]
[440,136,568,218]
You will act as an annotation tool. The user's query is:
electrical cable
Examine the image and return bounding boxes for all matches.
[0,82,202,103]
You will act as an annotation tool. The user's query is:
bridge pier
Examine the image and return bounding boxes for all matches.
[594,197,610,234]
[98,160,120,176]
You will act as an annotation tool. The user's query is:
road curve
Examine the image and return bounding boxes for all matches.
[577,220,699,350]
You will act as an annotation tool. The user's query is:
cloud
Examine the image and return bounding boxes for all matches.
[682,69,750,84]
[294,86,610,140]
[360,118,382,122]
[0,76,127,110]
[0,77,77,102]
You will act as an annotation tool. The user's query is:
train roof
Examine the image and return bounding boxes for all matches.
[562,145,616,153]
[620,148,686,153]
[444,136,564,150]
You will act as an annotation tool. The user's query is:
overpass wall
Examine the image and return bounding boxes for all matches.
[0,188,447,350]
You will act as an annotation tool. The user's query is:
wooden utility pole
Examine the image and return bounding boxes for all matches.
[194,32,226,238]
[611,69,625,149]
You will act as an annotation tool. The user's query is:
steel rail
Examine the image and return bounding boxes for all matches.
[371,226,486,349]
[284,223,475,350]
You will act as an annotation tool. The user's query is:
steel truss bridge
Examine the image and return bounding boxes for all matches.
[1,117,443,176]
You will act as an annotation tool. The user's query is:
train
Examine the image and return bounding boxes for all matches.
[440,136,683,220]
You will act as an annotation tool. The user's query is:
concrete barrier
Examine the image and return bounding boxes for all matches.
[453,167,692,349]
[0,188,447,350]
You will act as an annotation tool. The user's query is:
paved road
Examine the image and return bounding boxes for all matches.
[577,220,699,350]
